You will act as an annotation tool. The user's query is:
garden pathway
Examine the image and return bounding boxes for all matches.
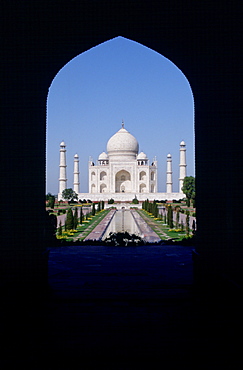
[83,209,116,241]
[135,210,171,240]
[72,209,116,242]
[130,209,161,243]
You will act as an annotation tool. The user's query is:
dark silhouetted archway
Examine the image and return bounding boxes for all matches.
[1,1,242,294]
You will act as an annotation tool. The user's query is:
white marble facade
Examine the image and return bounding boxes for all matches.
[58,124,187,201]
[88,125,157,195]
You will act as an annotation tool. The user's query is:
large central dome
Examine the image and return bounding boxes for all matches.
[107,126,139,160]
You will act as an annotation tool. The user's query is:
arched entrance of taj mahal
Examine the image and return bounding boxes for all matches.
[2,4,241,368]
[115,170,131,193]
[43,8,239,297]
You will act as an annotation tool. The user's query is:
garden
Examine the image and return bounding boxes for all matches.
[139,199,196,243]
[54,200,108,242]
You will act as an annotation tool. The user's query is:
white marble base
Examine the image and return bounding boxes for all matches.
[58,192,185,202]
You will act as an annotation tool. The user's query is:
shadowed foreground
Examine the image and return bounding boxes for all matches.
[2,245,242,369]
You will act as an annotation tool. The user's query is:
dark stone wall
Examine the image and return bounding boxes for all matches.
[1,1,242,292]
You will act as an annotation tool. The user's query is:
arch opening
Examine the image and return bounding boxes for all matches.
[115,170,131,193]
[46,36,194,199]
[100,183,107,193]
[139,183,147,193]
[91,183,96,193]
[91,172,96,181]
[100,171,107,181]
[139,171,146,181]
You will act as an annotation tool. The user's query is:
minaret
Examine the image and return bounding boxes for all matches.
[73,153,80,194]
[179,141,187,193]
[166,154,173,193]
[59,141,67,195]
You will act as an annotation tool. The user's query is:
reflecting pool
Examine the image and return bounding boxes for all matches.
[102,210,141,239]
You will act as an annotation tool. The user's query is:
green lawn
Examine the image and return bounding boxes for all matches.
[56,209,110,241]
[137,209,190,241]
[54,207,193,243]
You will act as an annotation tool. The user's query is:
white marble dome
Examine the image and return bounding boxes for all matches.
[107,127,139,159]
[137,151,148,160]
[98,151,108,160]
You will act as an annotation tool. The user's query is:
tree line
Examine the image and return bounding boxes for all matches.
[57,200,105,236]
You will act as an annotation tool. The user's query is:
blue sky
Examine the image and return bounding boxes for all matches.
[46,36,194,195]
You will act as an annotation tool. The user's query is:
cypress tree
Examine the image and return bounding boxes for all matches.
[167,206,170,226]
[92,203,96,216]
[152,200,155,216]
[154,200,157,216]
[167,205,174,228]
[145,199,149,211]
[170,207,174,229]
[170,207,173,226]
[186,210,190,236]
[73,207,78,229]
[101,200,104,210]
[97,202,101,212]
[80,206,83,224]
[66,208,74,230]
[153,202,158,218]
[149,202,153,213]
[57,221,62,236]
[176,209,180,229]
[48,195,55,209]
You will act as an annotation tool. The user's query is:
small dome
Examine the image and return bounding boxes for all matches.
[137,151,148,160]
[74,153,79,158]
[180,141,186,146]
[60,141,66,146]
[107,127,139,159]
[167,153,172,158]
[98,151,108,160]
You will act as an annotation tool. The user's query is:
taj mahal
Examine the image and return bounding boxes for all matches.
[58,123,187,202]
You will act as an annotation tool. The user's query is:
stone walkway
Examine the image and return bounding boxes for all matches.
[130,209,161,243]
[135,209,171,240]
[83,209,116,241]
[71,209,115,242]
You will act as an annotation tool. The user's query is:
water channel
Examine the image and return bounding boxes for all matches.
[102,210,141,240]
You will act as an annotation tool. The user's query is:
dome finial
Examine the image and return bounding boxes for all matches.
[122,119,124,128]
